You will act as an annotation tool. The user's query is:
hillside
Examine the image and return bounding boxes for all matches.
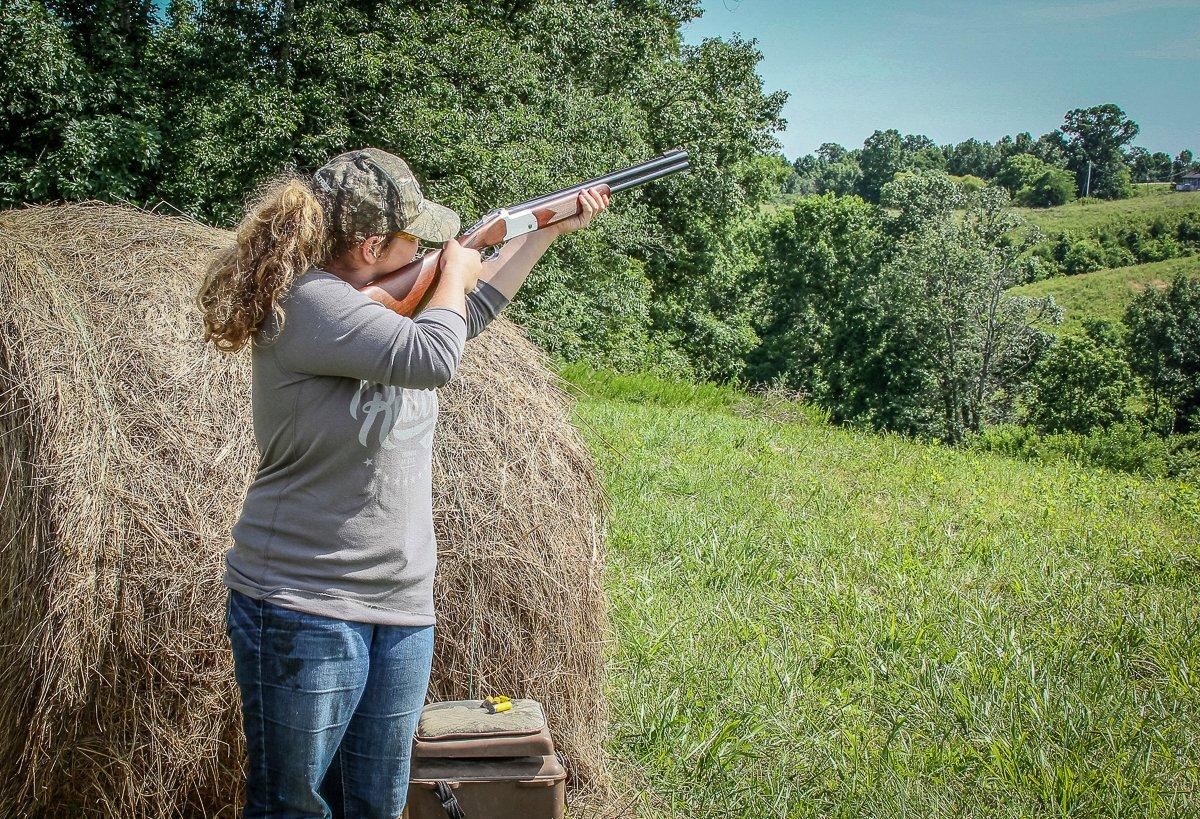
[559,366,1200,818]
[1009,255,1199,333]
[1019,190,1200,235]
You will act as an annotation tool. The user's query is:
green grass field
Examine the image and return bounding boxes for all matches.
[1008,255,1200,333]
[1131,183,1174,198]
[559,367,1200,818]
[1019,190,1200,235]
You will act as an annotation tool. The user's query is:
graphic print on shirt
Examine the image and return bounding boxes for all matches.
[349,380,437,449]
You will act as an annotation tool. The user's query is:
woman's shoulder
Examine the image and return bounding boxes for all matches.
[277,267,363,312]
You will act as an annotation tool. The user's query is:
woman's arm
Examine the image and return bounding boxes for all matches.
[478,186,611,301]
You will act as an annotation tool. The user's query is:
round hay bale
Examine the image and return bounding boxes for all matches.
[0,203,611,817]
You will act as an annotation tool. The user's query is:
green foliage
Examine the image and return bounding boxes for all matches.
[967,421,1171,477]
[995,154,1047,194]
[880,168,964,235]
[952,173,986,193]
[1028,320,1137,434]
[1125,274,1200,434]
[946,137,999,177]
[741,193,882,400]
[749,174,1063,442]
[1129,148,1174,183]
[1021,193,1200,276]
[0,0,161,205]
[1166,432,1200,481]
[1023,170,1076,208]
[996,155,1075,208]
[864,178,1059,440]
[1,0,787,379]
[1061,238,1107,275]
[1061,103,1139,199]
[857,128,910,203]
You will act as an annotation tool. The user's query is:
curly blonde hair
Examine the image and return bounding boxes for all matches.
[196,175,331,352]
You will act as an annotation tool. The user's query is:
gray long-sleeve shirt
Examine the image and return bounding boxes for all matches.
[224,268,509,625]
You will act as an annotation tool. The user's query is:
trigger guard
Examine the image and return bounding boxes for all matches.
[481,245,503,262]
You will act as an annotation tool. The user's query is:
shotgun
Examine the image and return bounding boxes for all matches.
[358,149,690,317]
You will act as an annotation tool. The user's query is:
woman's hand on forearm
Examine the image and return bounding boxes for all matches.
[479,186,611,300]
[552,186,611,236]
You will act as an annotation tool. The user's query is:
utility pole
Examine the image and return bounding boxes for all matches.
[1085,160,1093,197]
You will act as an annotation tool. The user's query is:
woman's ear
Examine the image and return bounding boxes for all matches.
[361,236,382,263]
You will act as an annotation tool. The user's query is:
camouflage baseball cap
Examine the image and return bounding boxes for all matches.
[312,147,461,244]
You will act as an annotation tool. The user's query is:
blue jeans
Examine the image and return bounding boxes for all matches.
[226,589,435,819]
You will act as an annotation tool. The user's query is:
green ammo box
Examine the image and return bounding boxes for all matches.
[404,699,567,819]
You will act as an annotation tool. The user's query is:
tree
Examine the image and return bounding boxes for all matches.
[861,177,1059,440]
[1030,131,1069,168]
[1028,320,1136,434]
[742,194,882,399]
[947,138,999,178]
[816,142,847,163]
[994,154,1075,207]
[1060,103,1139,198]
[1175,149,1197,180]
[789,146,862,197]
[6,0,787,378]
[1129,148,1173,183]
[816,160,862,196]
[857,129,909,203]
[0,0,160,206]
[1125,275,1200,433]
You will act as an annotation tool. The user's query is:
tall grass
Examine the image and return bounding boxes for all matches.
[569,373,1200,818]
[1019,190,1200,235]
[1008,255,1199,332]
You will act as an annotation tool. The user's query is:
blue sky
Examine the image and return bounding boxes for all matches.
[681,0,1199,160]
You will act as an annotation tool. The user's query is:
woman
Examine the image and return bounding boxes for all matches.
[197,147,609,819]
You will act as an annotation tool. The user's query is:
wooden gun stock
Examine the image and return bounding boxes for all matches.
[357,149,689,317]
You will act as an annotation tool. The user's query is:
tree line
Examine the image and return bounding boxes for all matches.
[783,104,1198,206]
[741,170,1199,477]
[1,0,785,381]
[3,0,1197,477]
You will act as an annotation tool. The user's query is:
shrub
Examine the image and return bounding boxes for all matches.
[1102,245,1136,268]
[1167,433,1200,481]
[951,174,986,193]
[1177,213,1200,245]
[1137,236,1181,263]
[1027,321,1136,434]
[1062,238,1106,275]
[1016,169,1076,207]
[1126,274,1200,434]
[996,155,1076,208]
[967,422,1169,478]
[1050,421,1168,476]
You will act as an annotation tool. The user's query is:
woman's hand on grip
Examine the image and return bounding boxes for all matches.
[440,239,481,293]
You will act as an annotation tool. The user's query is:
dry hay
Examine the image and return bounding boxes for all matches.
[0,203,612,817]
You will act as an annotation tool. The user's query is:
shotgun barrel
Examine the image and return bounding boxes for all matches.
[504,149,689,215]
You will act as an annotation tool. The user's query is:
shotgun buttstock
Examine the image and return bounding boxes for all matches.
[360,251,443,318]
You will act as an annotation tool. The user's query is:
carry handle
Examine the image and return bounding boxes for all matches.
[434,781,466,819]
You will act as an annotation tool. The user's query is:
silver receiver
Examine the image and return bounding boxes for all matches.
[498,208,539,240]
